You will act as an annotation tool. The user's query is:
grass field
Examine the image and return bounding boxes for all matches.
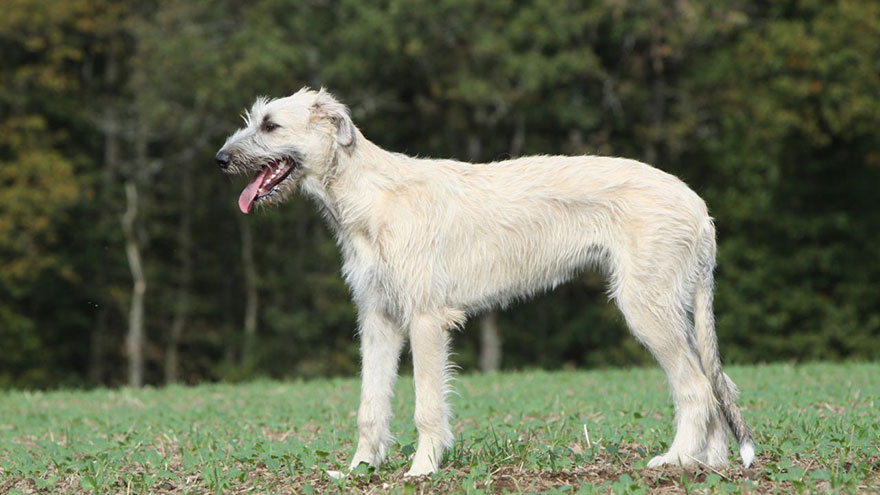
[1,362,878,494]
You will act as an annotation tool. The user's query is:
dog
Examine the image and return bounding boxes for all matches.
[216,87,754,476]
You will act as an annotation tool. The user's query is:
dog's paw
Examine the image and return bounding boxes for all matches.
[327,470,347,480]
[349,442,386,471]
[404,463,436,477]
[647,454,669,468]
[348,451,381,472]
[647,451,697,468]
[348,458,374,472]
[405,449,439,477]
[700,447,730,468]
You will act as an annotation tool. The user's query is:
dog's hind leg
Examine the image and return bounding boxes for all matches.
[405,312,456,477]
[700,407,731,467]
[692,228,754,467]
[349,310,405,470]
[616,288,714,468]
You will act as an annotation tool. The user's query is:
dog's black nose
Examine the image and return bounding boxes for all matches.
[215,151,230,169]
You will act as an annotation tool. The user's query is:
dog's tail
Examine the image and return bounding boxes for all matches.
[694,220,755,468]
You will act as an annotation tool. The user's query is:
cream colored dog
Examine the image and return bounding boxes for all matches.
[216,88,754,476]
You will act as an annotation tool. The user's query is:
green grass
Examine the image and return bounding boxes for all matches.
[1,362,878,494]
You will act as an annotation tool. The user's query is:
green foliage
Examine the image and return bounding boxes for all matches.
[695,0,880,362]
[0,0,878,386]
[0,116,79,289]
[0,363,877,492]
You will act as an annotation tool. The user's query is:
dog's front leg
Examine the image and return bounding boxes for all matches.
[405,313,454,477]
[349,311,405,471]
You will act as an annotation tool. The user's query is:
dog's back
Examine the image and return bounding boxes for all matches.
[374,154,709,312]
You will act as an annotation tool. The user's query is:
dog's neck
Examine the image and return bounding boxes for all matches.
[304,130,401,236]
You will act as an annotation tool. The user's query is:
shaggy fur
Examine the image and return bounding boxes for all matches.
[216,88,754,476]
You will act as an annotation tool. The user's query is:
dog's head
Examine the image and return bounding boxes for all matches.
[215,87,356,214]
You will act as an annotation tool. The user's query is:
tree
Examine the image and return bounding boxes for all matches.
[1,0,879,389]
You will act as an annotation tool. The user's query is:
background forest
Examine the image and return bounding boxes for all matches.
[1,0,878,389]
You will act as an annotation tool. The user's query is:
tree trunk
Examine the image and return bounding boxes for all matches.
[237,214,259,370]
[90,50,119,386]
[466,135,481,164]
[467,132,504,372]
[92,118,118,386]
[510,113,525,157]
[165,160,193,384]
[122,179,146,388]
[479,311,501,373]
[645,35,666,166]
[89,307,107,385]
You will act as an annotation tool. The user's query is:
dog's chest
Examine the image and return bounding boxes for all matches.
[339,231,389,301]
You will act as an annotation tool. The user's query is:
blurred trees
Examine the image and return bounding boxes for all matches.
[0,0,877,387]
[699,0,880,361]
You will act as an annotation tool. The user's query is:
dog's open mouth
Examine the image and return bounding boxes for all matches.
[238,158,296,214]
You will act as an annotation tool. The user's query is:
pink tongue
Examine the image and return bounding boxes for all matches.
[238,167,270,214]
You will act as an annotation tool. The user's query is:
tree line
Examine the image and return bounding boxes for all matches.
[1,0,878,388]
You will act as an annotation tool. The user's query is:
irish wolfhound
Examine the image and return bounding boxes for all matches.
[216,88,754,476]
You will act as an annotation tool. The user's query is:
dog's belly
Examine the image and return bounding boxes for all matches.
[439,213,615,312]
[448,242,609,313]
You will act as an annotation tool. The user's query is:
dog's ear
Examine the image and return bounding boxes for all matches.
[312,88,356,151]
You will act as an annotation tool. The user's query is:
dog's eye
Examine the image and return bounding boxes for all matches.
[262,122,280,132]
